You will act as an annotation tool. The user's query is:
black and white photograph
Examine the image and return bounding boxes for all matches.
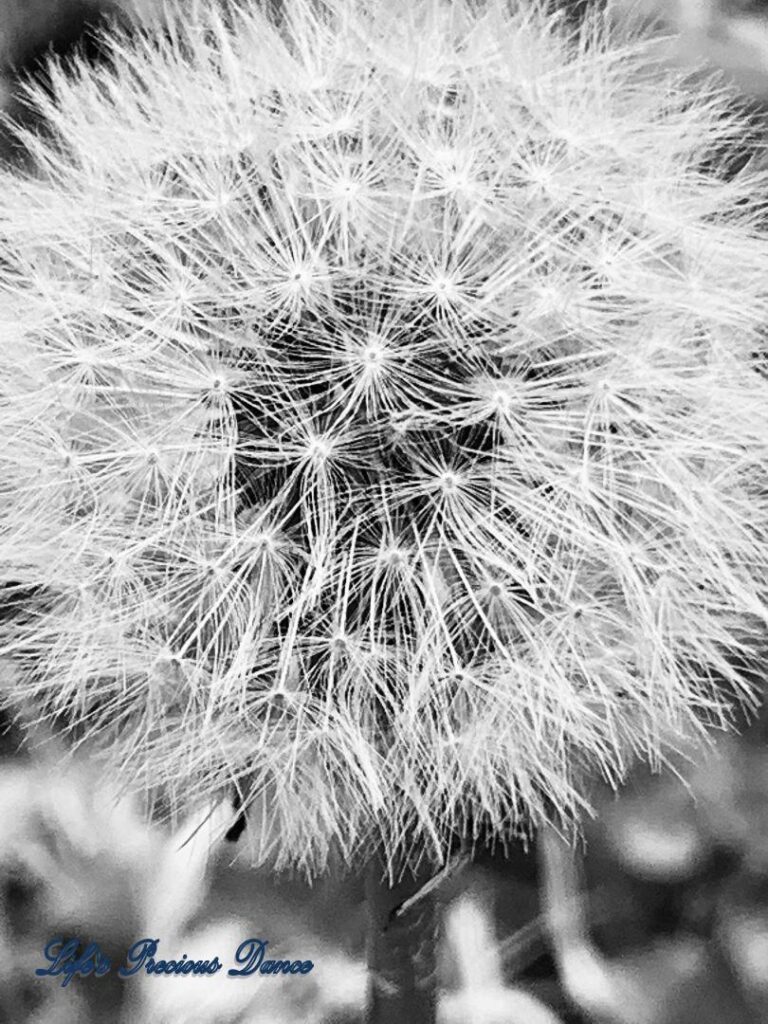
[2,1,768,1022]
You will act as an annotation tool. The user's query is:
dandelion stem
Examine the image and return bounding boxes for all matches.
[365,849,440,1024]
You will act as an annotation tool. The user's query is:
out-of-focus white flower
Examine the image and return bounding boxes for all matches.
[440,891,564,1024]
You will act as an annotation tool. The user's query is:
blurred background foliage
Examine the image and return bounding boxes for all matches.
[2,1,768,1021]
[5,703,768,1021]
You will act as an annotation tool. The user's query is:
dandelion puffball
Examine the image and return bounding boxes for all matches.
[1,0,767,874]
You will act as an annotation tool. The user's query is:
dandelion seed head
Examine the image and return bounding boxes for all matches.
[438,470,462,495]
[330,170,362,201]
[1,0,768,875]
[251,528,277,553]
[429,271,460,304]
[304,431,335,465]
[378,545,409,569]
[471,374,522,416]
[330,630,349,651]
